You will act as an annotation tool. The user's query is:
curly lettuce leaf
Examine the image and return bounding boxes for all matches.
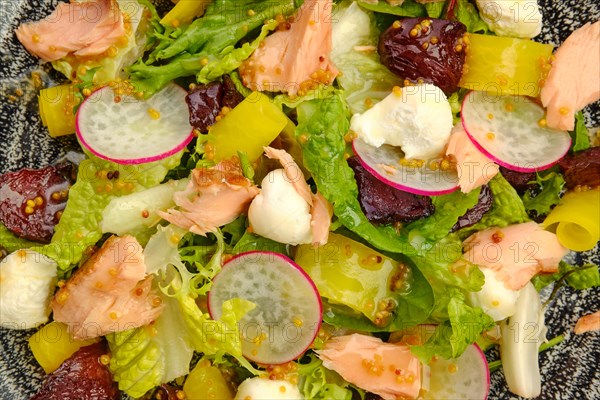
[522,171,565,218]
[45,152,181,271]
[533,262,599,292]
[457,173,529,239]
[411,291,495,362]
[297,354,354,400]
[130,0,302,95]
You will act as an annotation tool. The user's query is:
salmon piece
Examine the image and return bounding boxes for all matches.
[158,159,259,236]
[317,334,422,400]
[574,310,600,334]
[15,0,125,62]
[52,236,163,340]
[463,221,568,290]
[310,192,333,247]
[540,21,600,131]
[446,123,499,193]
[239,0,338,96]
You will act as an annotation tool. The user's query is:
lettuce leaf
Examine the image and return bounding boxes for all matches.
[457,173,529,239]
[532,262,599,292]
[357,0,426,17]
[453,0,490,33]
[570,111,591,152]
[522,171,565,218]
[331,1,403,113]
[0,223,38,253]
[411,291,495,362]
[424,1,445,18]
[130,0,302,95]
[45,152,182,271]
[297,354,354,400]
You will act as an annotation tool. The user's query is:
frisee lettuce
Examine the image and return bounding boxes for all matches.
[297,354,354,400]
[522,171,565,218]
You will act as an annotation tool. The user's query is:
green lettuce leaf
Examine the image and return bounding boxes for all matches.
[331,1,403,113]
[533,262,599,292]
[522,171,565,218]
[457,173,529,239]
[453,0,490,33]
[130,0,302,95]
[411,291,495,362]
[570,111,591,152]
[357,0,426,17]
[232,231,291,257]
[0,223,38,253]
[45,152,182,271]
[297,354,354,400]
[424,1,445,18]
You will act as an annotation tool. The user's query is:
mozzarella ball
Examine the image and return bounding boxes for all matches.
[234,377,303,400]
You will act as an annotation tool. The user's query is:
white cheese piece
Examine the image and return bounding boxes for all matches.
[234,378,303,400]
[469,267,521,321]
[475,0,542,38]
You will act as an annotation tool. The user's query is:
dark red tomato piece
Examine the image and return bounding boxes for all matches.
[0,163,74,243]
[30,342,119,400]
[379,18,467,94]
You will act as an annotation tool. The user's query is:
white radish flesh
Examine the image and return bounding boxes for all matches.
[461,91,571,172]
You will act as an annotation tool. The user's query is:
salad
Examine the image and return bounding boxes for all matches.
[0,0,599,399]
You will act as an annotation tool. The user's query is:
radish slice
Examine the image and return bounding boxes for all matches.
[461,91,571,173]
[423,344,490,400]
[208,251,322,365]
[352,139,459,196]
[76,83,193,164]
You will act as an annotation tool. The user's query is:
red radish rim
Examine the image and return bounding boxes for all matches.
[75,85,194,165]
[351,140,459,196]
[473,343,491,399]
[460,91,571,173]
[208,250,323,365]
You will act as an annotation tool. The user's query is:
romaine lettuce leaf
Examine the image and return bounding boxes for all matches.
[411,290,495,362]
[457,173,529,239]
[357,0,426,17]
[0,223,38,253]
[453,0,490,33]
[45,152,182,271]
[570,111,591,152]
[130,0,303,95]
[533,262,599,292]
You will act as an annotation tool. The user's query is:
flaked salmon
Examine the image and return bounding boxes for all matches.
[463,221,568,290]
[574,310,600,334]
[52,236,163,340]
[239,0,338,96]
[446,123,499,193]
[317,334,422,400]
[540,21,600,131]
[15,0,125,62]
[158,159,259,236]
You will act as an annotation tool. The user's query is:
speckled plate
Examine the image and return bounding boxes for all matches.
[1,1,599,399]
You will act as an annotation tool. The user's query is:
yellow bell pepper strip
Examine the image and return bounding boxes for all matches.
[459,33,554,97]
[543,188,600,251]
[160,0,210,28]
[38,85,78,137]
[209,92,288,162]
[29,322,99,374]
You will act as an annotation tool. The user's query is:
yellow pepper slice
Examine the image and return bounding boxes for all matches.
[29,322,99,374]
[160,0,210,28]
[459,34,554,97]
[38,85,77,137]
[543,188,600,251]
[210,92,288,162]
